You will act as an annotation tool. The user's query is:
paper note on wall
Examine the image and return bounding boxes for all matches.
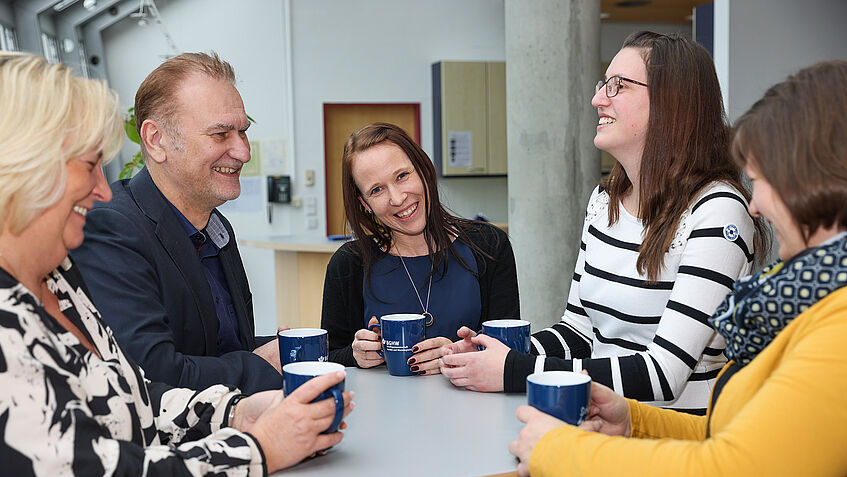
[218,176,263,213]
[263,139,287,174]
[447,131,472,168]
[242,141,261,177]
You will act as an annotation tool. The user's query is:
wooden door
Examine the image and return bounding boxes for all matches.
[323,104,421,236]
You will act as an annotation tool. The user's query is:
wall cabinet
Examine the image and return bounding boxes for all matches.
[432,61,506,177]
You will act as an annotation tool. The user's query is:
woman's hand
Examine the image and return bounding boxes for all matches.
[244,371,355,473]
[439,334,509,392]
[230,390,276,432]
[408,337,452,375]
[578,375,631,437]
[352,316,385,368]
[509,406,567,477]
[440,326,481,355]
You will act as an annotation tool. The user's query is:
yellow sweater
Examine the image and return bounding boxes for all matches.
[529,287,847,476]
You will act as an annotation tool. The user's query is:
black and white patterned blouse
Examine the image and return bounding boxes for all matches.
[0,258,265,476]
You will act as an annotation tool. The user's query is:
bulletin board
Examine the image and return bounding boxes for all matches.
[323,103,421,236]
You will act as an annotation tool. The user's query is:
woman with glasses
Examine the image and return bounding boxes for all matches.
[510,59,847,477]
[441,31,767,413]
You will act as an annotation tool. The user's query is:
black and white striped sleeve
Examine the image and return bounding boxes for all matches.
[503,192,596,392]
[530,239,594,360]
[504,188,755,402]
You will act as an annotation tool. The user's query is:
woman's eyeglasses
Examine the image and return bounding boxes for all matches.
[595,76,648,98]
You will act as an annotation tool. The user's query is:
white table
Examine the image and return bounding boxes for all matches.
[273,367,525,476]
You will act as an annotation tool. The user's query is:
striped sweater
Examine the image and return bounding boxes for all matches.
[504,183,755,412]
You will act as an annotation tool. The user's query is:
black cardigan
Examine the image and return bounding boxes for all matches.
[321,223,520,367]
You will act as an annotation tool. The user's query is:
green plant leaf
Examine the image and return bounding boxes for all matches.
[120,106,143,178]
[119,151,144,179]
[124,119,141,144]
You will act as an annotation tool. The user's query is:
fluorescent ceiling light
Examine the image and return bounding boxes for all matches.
[53,0,79,12]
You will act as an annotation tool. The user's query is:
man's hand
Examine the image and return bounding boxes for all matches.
[253,339,282,374]
[253,326,290,374]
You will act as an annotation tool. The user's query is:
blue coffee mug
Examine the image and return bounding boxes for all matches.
[367,313,426,376]
[282,361,346,433]
[478,319,531,353]
[527,371,591,425]
[278,328,329,367]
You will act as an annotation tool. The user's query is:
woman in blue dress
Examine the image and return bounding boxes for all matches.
[321,123,520,374]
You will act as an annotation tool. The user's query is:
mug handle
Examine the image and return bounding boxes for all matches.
[366,323,384,358]
[325,388,345,434]
[476,328,485,352]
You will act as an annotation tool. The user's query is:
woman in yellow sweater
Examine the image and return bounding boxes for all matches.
[509,60,847,477]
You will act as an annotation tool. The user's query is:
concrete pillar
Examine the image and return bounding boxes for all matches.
[505,0,600,329]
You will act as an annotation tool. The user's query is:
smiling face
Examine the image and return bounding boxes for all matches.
[591,47,651,166]
[351,142,428,251]
[158,73,251,222]
[33,150,112,260]
[745,164,806,260]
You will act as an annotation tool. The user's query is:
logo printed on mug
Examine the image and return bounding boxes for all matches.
[369,314,426,376]
[278,328,329,368]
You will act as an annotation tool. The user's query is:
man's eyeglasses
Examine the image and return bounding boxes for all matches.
[595,76,648,98]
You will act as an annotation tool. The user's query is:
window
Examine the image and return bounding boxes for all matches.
[78,40,90,78]
[41,32,60,63]
[0,24,17,51]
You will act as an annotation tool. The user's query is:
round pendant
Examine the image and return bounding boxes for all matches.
[422,312,434,326]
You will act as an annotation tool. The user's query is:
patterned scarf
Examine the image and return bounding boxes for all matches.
[710,232,847,367]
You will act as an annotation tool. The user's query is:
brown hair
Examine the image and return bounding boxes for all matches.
[732,60,847,241]
[601,31,768,280]
[134,51,235,156]
[341,123,492,285]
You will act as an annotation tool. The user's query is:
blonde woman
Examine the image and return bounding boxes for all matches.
[0,52,352,475]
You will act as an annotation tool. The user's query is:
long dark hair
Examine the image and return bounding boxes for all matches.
[601,31,768,280]
[341,123,492,287]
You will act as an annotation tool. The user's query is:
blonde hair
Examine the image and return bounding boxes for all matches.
[0,51,123,234]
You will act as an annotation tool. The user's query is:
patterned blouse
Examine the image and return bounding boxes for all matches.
[0,258,265,476]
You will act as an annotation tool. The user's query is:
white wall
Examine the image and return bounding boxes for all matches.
[102,0,292,334]
[0,1,14,27]
[719,0,847,121]
[289,0,507,224]
[101,0,508,332]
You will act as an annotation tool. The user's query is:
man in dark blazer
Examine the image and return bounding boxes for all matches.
[71,52,281,394]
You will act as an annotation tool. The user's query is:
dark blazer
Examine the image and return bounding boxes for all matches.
[71,167,280,393]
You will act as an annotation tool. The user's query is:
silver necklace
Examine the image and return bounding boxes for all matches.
[396,246,434,327]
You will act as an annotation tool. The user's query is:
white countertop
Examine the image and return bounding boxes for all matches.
[238,235,349,253]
